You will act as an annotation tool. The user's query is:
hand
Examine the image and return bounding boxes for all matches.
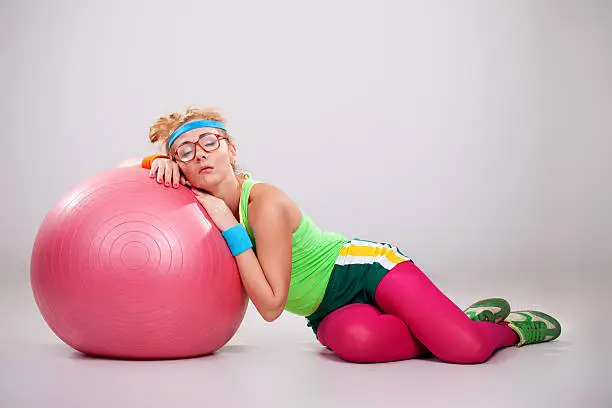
[149,157,191,188]
[192,188,239,232]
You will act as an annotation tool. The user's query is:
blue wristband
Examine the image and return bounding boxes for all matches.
[221,224,253,256]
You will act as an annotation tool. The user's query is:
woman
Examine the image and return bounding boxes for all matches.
[130,107,561,364]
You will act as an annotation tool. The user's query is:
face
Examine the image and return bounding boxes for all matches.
[170,127,237,189]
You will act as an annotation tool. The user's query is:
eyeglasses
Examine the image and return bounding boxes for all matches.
[173,132,227,163]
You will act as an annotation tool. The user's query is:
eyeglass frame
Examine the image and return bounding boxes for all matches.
[171,132,228,163]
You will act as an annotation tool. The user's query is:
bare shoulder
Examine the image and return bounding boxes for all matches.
[247,181,302,232]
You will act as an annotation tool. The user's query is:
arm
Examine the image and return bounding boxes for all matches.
[192,188,293,322]
[117,155,165,168]
[234,196,292,322]
[117,158,146,167]
[119,154,188,188]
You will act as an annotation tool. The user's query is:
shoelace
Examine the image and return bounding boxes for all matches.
[514,320,547,344]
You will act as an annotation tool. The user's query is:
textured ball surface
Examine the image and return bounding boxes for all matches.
[30,167,247,359]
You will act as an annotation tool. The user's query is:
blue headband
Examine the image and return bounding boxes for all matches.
[168,119,227,148]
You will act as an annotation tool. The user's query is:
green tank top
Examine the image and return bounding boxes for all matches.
[238,173,348,316]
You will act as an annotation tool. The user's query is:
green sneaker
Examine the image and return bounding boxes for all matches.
[504,311,562,347]
[464,298,511,323]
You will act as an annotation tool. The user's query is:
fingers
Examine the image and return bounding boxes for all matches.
[156,164,164,184]
[152,159,173,186]
[149,160,159,178]
[153,159,166,184]
[150,158,187,189]
[163,163,173,187]
[191,188,210,202]
[171,163,180,188]
[190,188,206,206]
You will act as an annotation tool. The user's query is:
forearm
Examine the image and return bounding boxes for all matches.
[192,193,289,322]
[235,250,283,321]
[117,158,144,168]
[118,154,168,169]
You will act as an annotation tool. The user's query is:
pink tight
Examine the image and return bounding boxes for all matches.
[316,261,519,363]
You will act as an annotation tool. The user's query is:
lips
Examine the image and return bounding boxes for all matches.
[199,166,214,173]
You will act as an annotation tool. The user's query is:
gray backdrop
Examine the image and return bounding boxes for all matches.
[1,1,611,407]
[2,0,611,284]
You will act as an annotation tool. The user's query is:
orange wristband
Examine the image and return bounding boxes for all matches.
[141,154,169,169]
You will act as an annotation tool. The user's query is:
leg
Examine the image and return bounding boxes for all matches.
[375,261,519,364]
[317,303,429,363]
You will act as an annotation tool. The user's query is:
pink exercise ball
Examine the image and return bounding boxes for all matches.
[30,167,247,359]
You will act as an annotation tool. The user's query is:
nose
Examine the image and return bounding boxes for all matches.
[194,144,208,160]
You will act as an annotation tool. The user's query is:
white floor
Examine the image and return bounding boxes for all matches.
[1,271,610,408]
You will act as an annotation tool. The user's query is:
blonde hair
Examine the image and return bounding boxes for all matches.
[149,107,234,155]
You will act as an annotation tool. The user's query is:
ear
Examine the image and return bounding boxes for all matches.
[229,143,237,165]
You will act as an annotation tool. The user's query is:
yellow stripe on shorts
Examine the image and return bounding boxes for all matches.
[337,239,411,269]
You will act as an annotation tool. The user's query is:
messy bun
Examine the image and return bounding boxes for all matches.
[149,107,231,154]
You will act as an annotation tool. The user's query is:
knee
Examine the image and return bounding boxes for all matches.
[326,323,380,363]
[436,333,492,364]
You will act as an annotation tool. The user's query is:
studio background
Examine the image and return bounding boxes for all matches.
[1,1,610,407]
